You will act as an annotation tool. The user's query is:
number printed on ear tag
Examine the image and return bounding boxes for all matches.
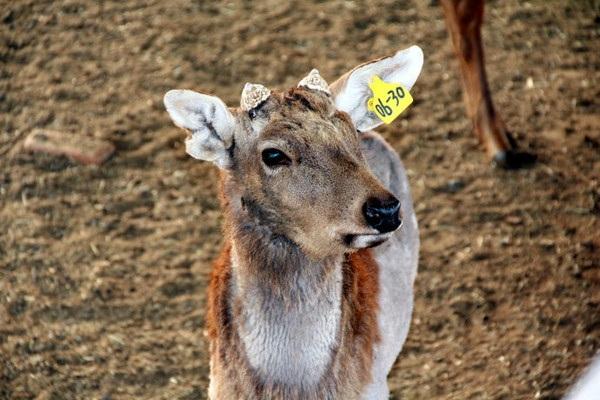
[367,75,413,124]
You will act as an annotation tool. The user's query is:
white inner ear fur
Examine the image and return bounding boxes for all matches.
[163,89,235,169]
[331,45,424,132]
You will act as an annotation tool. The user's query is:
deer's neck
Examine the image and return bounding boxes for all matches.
[228,208,344,389]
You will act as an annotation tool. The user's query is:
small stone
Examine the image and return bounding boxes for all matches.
[505,215,523,225]
[172,66,183,80]
[107,334,124,347]
[2,10,14,24]
[434,179,466,194]
[526,77,534,89]
[539,239,555,251]
[23,129,114,165]
[8,296,28,317]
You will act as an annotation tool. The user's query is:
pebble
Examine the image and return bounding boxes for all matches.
[22,129,115,166]
[434,179,466,194]
[526,77,534,89]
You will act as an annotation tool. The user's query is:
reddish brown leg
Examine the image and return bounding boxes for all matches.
[440,0,533,168]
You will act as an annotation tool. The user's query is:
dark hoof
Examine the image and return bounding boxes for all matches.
[492,150,537,170]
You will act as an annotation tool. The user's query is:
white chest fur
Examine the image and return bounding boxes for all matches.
[232,252,343,389]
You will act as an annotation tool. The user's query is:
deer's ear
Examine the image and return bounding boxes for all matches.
[164,89,235,169]
[330,45,424,132]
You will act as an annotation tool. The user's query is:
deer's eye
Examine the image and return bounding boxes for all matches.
[261,148,291,167]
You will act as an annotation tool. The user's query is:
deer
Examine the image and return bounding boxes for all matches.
[164,45,423,399]
[440,0,534,168]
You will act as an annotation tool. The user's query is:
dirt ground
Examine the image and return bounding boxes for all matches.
[1,0,599,399]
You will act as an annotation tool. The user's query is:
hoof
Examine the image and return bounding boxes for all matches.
[492,150,536,170]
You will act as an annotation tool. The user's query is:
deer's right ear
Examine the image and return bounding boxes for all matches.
[330,45,424,132]
[164,89,235,169]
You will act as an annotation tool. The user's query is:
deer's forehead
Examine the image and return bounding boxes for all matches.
[266,91,354,137]
[259,112,355,146]
[236,87,357,149]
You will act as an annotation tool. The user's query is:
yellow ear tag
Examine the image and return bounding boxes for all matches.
[367,75,413,124]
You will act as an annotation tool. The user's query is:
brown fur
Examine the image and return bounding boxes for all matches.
[440,0,512,158]
[344,249,381,345]
[205,242,231,342]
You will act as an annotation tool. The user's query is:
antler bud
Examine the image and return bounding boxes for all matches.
[240,83,271,112]
[298,69,331,95]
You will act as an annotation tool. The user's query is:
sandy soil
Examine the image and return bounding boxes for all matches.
[1,0,599,399]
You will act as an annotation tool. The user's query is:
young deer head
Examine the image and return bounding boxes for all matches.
[164,46,423,261]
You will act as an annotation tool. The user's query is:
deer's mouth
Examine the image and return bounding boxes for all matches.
[343,232,394,249]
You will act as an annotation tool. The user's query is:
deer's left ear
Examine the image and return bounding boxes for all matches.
[330,45,424,132]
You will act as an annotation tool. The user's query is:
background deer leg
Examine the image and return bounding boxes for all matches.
[440,0,534,168]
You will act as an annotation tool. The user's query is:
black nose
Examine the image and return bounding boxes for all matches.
[362,196,401,233]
